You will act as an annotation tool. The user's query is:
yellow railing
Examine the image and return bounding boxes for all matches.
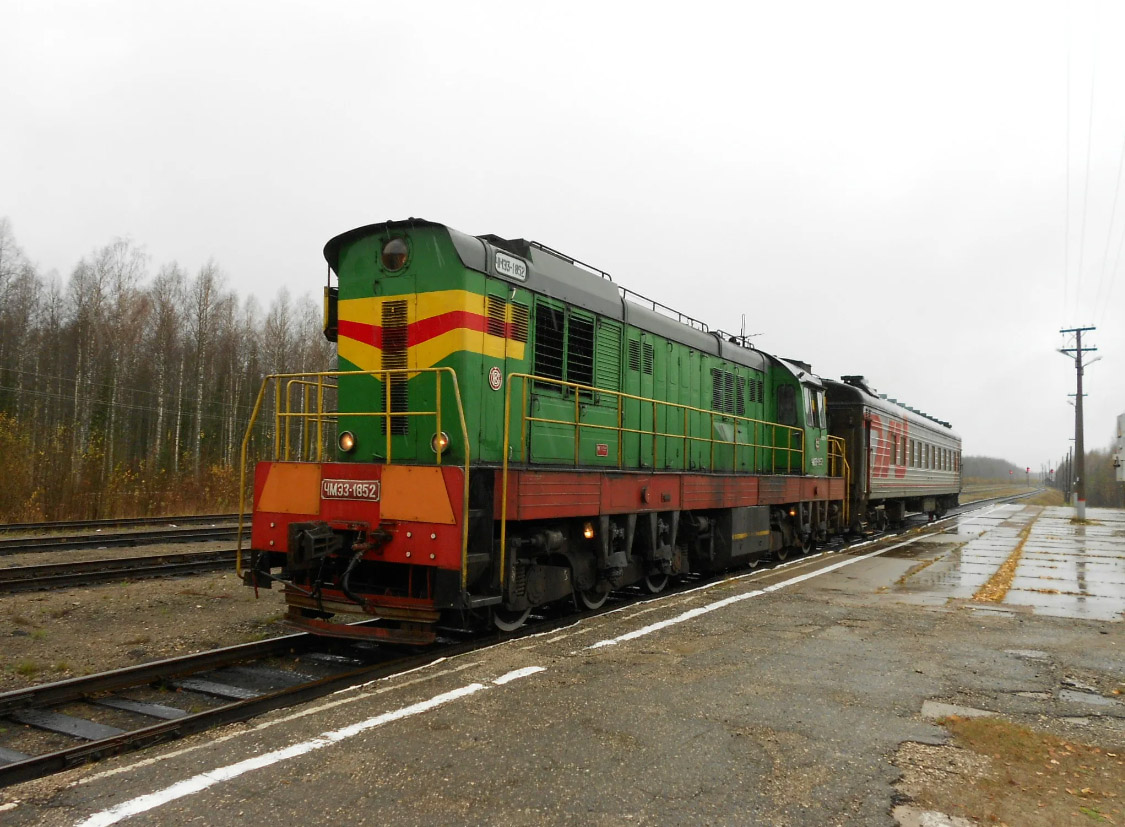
[499,373,808,588]
[237,368,471,586]
[827,435,851,527]
[283,378,337,462]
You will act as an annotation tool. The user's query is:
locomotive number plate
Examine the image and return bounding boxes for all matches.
[321,479,381,501]
[494,250,527,281]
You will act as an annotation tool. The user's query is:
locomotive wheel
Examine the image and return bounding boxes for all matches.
[642,572,669,594]
[579,586,609,610]
[774,546,789,562]
[492,606,531,632]
[800,534,814,555]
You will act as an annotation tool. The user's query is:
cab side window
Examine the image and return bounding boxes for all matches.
[778,384,797,426]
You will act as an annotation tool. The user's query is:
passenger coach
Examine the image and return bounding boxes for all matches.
[825,376,961,527]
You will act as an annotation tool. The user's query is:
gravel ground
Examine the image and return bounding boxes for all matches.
[0,565,286,692]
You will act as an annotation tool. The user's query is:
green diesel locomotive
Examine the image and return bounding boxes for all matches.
[241,219,953,643]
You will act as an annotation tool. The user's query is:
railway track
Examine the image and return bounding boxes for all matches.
[0,525,245,556]
[0,632,448,788]
[0,513,238,535]
[0,495,1027,790]
[0,550,239,593]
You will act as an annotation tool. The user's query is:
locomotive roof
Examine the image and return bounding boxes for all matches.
[324,219,769,373]
[823,376,960,437]
[773,357,824,388]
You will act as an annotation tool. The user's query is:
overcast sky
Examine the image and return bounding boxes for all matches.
[3,0,1124,470]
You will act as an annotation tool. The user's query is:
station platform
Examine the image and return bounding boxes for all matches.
[4,503,1124,826]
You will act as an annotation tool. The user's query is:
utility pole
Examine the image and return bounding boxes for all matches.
[1060,326,1096,520]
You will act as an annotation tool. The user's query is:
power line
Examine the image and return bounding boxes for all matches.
[1099,207,1125,325]
[1073,0,1100,320]
[1063,3,1072,312]
[1092,89,1125,321]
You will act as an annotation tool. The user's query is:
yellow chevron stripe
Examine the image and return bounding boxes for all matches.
[339,329,526,372]
[338,290,487,323]
[337,289,526,371]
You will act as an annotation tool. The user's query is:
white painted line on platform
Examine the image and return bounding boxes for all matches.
[76,659,481,787]
[586,531,959,650]
[493,666,546,685]
[77,683,488,827]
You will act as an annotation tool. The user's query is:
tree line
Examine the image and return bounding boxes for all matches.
[966,447,1122,508]
[1052,443,1123,509]
[0,217,332,521]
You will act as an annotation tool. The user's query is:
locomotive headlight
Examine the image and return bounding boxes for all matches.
[338,431,357,453]
[381,238,409,271]
[430,431,450,454]
[583,522,595,540]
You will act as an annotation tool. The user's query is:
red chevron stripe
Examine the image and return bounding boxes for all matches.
[338,319,381,348]
[339,311,521,349]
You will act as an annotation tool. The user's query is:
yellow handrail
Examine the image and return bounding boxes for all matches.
[827,435,851,527]
[284,378,338,462]
[238,368,471,587]
[499,372,810,589]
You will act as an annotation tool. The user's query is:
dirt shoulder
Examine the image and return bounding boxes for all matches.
[1,570,286,692]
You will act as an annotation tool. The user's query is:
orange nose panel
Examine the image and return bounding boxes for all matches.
[379,466,456,524]
[258,463,322,514]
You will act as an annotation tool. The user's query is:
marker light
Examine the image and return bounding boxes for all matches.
[381,238,409,271]
[431,431,450,454]
[583,522,595,540]
[339,431,356,452]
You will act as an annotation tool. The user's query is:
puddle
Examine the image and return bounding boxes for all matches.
[886,505,1125,621]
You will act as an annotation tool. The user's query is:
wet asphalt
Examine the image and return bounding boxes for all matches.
[3,504,1123,826]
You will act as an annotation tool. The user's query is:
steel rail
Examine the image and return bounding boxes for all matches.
[0,513,238,535]
[0,526,246,556]
[0,550,238,593]
[0,628,500,789]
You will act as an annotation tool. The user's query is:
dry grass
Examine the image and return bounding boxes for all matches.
[1026,488,1067,506]
[938,716,1124,825]
[973,508,1038,603]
